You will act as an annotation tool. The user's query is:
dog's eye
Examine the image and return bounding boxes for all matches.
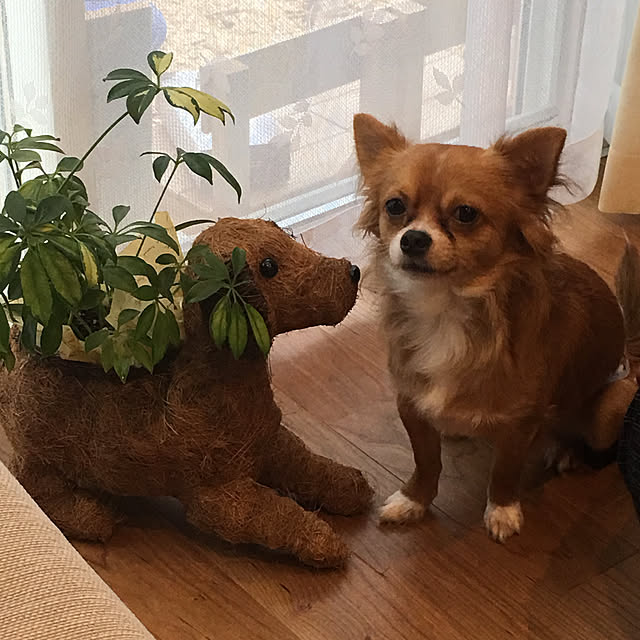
[385,198,406,216]
[259,257,279,278]
[454,205,479,224]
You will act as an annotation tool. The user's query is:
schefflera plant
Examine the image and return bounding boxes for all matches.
[0,50,269,381]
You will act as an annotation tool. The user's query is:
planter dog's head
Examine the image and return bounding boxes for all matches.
[192,218,360,338]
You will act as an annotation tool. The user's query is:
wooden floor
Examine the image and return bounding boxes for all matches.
[4,169,640,639]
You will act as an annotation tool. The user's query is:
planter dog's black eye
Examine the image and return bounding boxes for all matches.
[454,205,479,224]
[385,198,406,216]
[260,257,279,278]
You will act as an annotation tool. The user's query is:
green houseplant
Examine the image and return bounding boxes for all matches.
[0,51,269,381]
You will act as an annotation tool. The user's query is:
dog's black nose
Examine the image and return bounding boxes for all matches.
[349,264,361,283]
[400,230,432,256]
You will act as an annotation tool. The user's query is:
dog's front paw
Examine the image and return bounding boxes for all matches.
[483,501,523,542]
[379,490,425,524]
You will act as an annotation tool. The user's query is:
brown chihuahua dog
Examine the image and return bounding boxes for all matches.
[354,113,637,541]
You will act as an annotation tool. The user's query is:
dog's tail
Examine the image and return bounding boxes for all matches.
[616,236,640,362]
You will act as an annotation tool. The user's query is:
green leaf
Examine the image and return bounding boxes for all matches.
[0,306,9,354]
[183,153,212,184]
[173,87,234,123]
[163,88,200,124]
[157,266,176,296]
[2,349,15,371]
[130,223,179,253]
[103,265,137,293]
[228,300,248,359]
[79,243,99,287]
[151,309,170,364]
[231,247,246,277]
[36,195,74,224]
[78,287,105,311]
[135,304,156,338]
[4,191,27,224]
[84,328,109,352]
[147,50,173,76]
[21,307,37,351]
[186,244,212,261]
[104,68,150,82]
[0,215,19,232]
[126,87,158,124]
[210,295,230,348]
[15,136,64,153]
[108,233,139,247]
[38,244,82,306]
[56,156,83,173]
[205,155,242,203]
[245,304,271,356]
[100,338,115,373]
[174,218,214,232]
[117,255,157,284]
[156,253,177,265]
[40,319,63,356]
[13,124,32,136]
[8,273,22,300]
[112,205,130,228]
[131,340,153,373]
[113,353,132,383]
[19,175,60,204]
[21,249,52,323]
[190,263,227,281]
[0,243,21,290]
[46,235,81,262]
[165,309,181,347]
[11,149,41,163]
[132,285,158,301]
[152,155,171,182]
[202,249,230,279]
[118,308,140,327]
[0,130,7,144]
[179,271,195,296]
[185,279,224,304]
[107,79,152,103]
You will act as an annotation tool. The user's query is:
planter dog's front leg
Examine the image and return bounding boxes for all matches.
[12,458,120,542]
[260,426,373,516]
[184,477,350,568]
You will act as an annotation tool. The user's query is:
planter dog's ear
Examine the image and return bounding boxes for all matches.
[0,217,372,568]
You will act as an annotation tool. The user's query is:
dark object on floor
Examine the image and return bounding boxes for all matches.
[620,387,640,517]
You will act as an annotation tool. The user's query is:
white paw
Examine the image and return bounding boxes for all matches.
[483,501,523,543]
[379,490,425,524]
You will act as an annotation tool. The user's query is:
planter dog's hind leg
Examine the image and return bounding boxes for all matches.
[184,477,350,568]
[12,458,120,542]
[260,426,373,516]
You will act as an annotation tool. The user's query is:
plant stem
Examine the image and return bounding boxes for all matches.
[1,292,16,323]
[73,311,93,337]
[57,111,129,193]
[8,158,20,188]
[135,160,180,258]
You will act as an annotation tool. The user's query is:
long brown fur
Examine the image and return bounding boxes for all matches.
[353,113,638,541]
[0,218,373,568]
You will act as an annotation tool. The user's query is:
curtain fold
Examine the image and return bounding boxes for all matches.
[600,3,640,214]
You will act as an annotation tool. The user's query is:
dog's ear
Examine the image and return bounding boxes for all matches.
[353,114,407,183]
[494,127,566,198]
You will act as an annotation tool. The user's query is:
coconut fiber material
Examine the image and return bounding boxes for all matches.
[0,218,372,568]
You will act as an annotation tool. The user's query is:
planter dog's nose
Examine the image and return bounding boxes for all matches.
[349,264,361,283]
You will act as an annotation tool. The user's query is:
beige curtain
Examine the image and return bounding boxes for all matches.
[600,5,640,213]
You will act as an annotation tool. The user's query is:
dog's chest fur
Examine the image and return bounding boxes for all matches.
[383,268,509,434]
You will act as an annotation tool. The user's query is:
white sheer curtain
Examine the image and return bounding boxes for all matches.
[0,0,630,262]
